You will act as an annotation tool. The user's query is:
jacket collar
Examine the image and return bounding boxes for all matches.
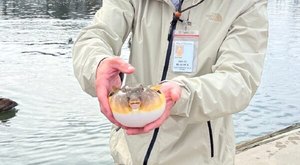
[155,0,202,9]
[154,0,174,6]
[155,0,197,3]
[149,0,176,10]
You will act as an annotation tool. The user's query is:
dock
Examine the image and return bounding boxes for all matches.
[235,123,300,165]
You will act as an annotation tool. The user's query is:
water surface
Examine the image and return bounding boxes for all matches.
[0,0,300,164]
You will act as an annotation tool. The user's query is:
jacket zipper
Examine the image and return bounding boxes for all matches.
[207,121,214,158]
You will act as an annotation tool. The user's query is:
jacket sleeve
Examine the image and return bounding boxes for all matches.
[170,0,268,123]
[72,0,134,96]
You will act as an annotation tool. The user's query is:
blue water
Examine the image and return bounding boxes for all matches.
[0,0,300,164]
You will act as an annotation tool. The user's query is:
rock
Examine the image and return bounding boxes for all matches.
[68,37,73,44]
[0,98,18,112]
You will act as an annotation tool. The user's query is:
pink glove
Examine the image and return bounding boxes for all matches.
[124,81,182,135]
[96,57,135,127]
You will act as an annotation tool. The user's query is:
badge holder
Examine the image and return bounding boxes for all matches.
[171,30,199,73]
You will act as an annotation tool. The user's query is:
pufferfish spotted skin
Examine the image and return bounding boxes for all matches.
[108,84,166,128]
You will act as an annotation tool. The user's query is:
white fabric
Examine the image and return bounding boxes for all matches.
[72,0,269,164]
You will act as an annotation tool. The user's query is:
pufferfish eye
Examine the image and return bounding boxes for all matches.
[109,91,115,97]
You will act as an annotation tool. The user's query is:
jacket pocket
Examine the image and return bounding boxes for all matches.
[207,121,214,158]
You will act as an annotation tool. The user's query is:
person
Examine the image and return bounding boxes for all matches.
[72,0,268,164]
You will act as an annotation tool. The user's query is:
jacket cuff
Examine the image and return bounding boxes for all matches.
[162,78,191,117]
[81,55,111,97]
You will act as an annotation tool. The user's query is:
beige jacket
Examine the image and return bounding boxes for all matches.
[72,0,268,164]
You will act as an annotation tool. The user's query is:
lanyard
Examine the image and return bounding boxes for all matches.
[162,0,185,81]
[174,0,206,21]
[143,1,207,164]
[163,0,206,80]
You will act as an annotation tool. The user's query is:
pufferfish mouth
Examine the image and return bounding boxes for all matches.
[129,100,141,109]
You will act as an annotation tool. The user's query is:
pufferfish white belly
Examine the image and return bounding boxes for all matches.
[108,84,166,128]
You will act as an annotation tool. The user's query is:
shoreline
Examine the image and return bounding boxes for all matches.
[235,123,300,164]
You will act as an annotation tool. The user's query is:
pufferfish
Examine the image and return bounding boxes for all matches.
[108,84,166,128]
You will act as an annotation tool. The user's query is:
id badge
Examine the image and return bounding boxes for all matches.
[171,30,199,73]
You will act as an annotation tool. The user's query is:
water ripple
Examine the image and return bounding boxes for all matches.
[1,0,300,164]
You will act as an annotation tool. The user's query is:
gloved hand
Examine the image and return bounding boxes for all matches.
[96,57,135,127]
[124,81,182,135]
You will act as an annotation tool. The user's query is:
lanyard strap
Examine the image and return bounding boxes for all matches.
[162,0,185,81]
[181,0,206,13]
[174,0,206,21]
[143,1,186,163]
[143,1,206,164]
[163,0,206,80]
